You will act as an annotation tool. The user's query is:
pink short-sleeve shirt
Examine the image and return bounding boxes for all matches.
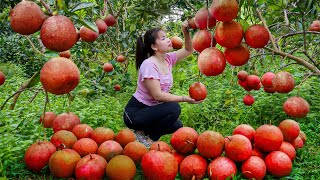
[133,52,178,106]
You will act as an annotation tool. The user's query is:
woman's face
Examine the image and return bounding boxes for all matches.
[153,30,173,53]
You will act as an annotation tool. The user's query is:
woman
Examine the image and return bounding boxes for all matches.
[123,21,202,147]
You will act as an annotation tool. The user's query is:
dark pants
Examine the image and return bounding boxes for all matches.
[123,96,183,141]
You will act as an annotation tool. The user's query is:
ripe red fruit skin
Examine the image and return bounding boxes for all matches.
[40,15,78,52]
[215,21,244,49]
[79,26,99,43]
[40,57,80,95]
[116,55,126,63]
[72,138,98,157]
[49,149,81,178]
[171,36,184,49]
[245,25,270,48]
[10,1,47,35]
[299,131,307,144]
[95,19,107,34]
[210,0,239,22]
[225,134,252,162]
[261,72,275,88]
[141,150,178,180]
[179,154,207,180]
[308,20,320,31]
[283,96,310,118]
[50,130,78,149]
[149,141,171,152]
[59,50,71,59]
[254,124,283,152]
[188,18,197,29]
[104,14,116,26]
[264,86,276,93]
[238,79,247,88]
[72,124,93,139]
[0,71,5,86]
[265,151,292,177]
[233,124,255,142]
[24,141,56,172]
[278,119,300,142]
[224,44,250,66]
[75,154,107,180]
[39,112,57,128]
[114,84,121,91]
[98,140,123,161]
[192,30,212,53]
[246,75,260,88]
[123,141,148,164]
[237,70,248,81]
[273,71,295,93]
[103,62,114,72]
[52,112,81,133]
[91,127,115,146]
[172,151,185,167]
[189,82,207,101]
[197,131,224,159]
[207,157,237,180]
[198,47,226,76]
[241,156,266,180]
[170,127,199,155]
[194,7,216,30]
[243,94,254,106]
[115,128,136,148]
[279,141,296,161]
[251,146,266,159]
[291,136,304,149]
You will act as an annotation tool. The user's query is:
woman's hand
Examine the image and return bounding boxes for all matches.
[181,20,190,34]
[181,96,204,104]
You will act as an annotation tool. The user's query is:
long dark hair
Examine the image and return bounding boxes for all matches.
[135,28,162,70]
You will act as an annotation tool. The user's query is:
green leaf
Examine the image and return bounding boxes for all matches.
[239,19,250,32]
[70,2,96,13]
[73,16,99,33]
[130,24,136,32]
[26,71,40,88]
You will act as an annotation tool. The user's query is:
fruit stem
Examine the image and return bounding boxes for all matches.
[256,8,278,51]
[191,175,196,180]
[206,0,210,30]
[42,90,49,141]
[297,72,313,96]
[40,0,53,16]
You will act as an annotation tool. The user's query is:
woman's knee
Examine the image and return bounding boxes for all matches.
[167,102,181,115]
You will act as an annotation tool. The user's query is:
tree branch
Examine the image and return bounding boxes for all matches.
[102,0,108,16]
[277,31,320,40]
[183,0,197,12]
[256,8,278,50]
[283,9,289,26]
[249,53,274,60]
[301,50,317,66]
[40,0,53,16]
[264,47,320,75]
[107,1,114,16]
[24,36,46,56]
[300,12,308,53]
[115,1,126,18]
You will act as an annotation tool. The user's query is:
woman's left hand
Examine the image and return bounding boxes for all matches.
[181,20,190,33]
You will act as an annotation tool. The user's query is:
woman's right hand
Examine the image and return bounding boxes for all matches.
[182,96,204,104]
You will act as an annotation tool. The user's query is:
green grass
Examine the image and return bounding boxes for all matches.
[0,61,319,179]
